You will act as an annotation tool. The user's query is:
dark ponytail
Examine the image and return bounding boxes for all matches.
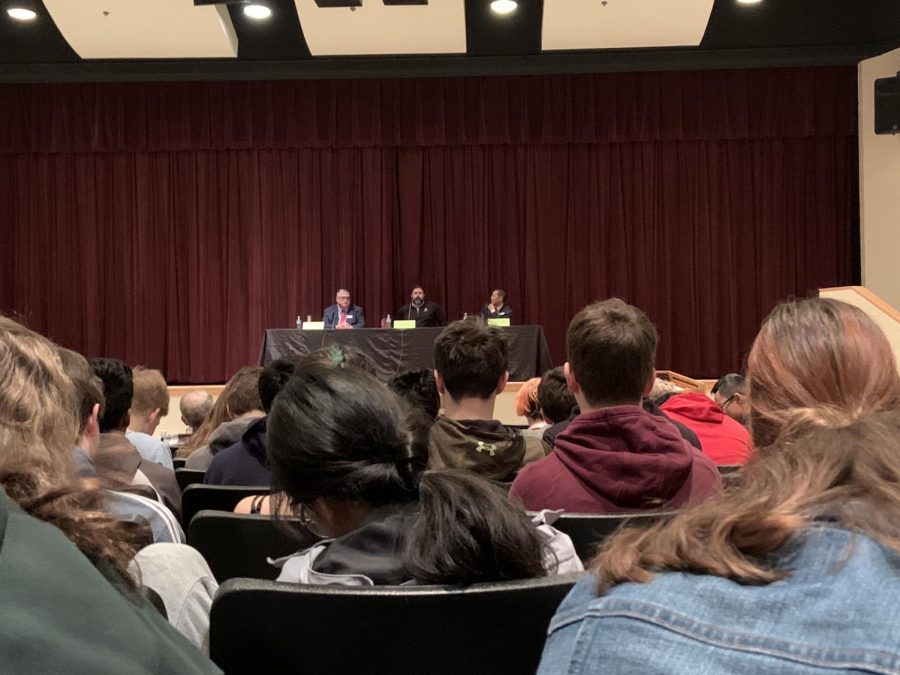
[405,470,548,584]
[267,364,550,584]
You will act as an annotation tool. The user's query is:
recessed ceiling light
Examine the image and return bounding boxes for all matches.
[736,0,763,4]
[7,7,37,21]
[243,4,272,19]
[490,0,518,16]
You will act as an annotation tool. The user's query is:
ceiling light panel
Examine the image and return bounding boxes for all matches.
[42,0,238,59]
[295,0,465,56]
[542,0,714,51]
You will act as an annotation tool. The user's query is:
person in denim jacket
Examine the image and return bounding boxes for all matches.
[539,298,900,674]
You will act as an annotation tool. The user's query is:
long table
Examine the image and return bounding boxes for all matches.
[258,326,553,382]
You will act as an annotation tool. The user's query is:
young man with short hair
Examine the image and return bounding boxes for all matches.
[126,366,174,470]
[510,299,720,512]
[428,321,547,482]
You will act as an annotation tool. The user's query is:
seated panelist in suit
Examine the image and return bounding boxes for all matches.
[481,288,513,322]
[323,289,365,330]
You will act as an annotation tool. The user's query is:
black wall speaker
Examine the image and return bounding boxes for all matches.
[875,74,900,135]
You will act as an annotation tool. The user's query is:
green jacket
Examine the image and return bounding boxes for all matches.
[0,489,220,674]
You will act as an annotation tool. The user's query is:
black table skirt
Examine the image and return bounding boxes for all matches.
[258,326,553,382]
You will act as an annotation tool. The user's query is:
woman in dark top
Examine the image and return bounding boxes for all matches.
[267,363,581,585]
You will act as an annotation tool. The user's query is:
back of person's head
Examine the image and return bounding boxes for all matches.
[711,373,745,400]
[89,358,133,432]
[226,365,264,418]
[514,377,542,420]
[433,320,508,400]
[268,364,550,584]
[130,366,169,417]
[538,367,577,424]
[299,344,378,376]
[567,299,658,406]
[179,390,213,430]
[259,358,302,413]
[269,364,424,506]
[748,297,900,448]
[388,369,441,420]
[180,365,263,454]
[406,470,546,584]
[0,317,136,582]
[58,348,105,434]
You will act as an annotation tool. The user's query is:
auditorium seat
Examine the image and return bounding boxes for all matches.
[209,572,584,675]
[547,511,677,562]
[172,457,187,470]
[181,484,268,529]
[175,468,206,492]
[188,510,319,582]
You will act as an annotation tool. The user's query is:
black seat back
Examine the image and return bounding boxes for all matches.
[550,511,676,562]
[172,457,187,470]
[188,510,319,582]
[210,572,584,675]
[175,468,206,492]
[181,484,268,529]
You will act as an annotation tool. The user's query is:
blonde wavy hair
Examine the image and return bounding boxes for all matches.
[0,316,137,582]
[590,298,900,586]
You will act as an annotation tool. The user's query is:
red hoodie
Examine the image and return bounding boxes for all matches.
[509,405,721,513]
[660,392,753,466]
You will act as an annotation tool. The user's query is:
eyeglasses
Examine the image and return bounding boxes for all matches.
[720,393,738,410]
[298,503,330,539]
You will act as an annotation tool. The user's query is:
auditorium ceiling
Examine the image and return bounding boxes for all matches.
[1,0,899,82]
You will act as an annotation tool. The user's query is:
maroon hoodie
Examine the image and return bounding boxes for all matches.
[509,405,721,513]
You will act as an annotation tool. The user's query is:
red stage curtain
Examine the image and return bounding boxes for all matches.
[0,67,858,382]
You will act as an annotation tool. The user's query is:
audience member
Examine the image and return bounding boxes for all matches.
[60,349,184,544]
[515,377,549,439]
[538,367,578,426]
[232,348,384,513]
[90,358,182,519]
[711,372,750,425]
[388,369,441,421]
[661,391,753,465]
[180,390,213,432]
[0,317,218,672]
[204,358,301,486]
[428,321,548,482]
[184,366,264,471]
[647,376,684,406]
[323,288,365,329]
[481,288,513,322]
[538,297,900,673]
[126,366,174,470]
[542,371,702,451]
[510,299,720,512]
[299,343,378,375]
[268,364,581,585]
[397,285,447,327]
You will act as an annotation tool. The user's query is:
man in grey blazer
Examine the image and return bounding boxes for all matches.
[323,289,365,329]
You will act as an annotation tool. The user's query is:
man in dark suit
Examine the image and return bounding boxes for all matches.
[323,289,365,329]
[481,288,513,322]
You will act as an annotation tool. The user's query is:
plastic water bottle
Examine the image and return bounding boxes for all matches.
[385,314,392,328]
[296,315,302,329]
